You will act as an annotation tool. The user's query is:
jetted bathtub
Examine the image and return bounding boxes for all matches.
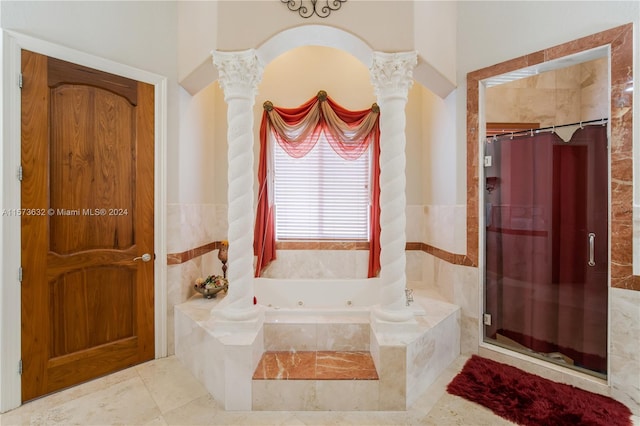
[253,277,426,317]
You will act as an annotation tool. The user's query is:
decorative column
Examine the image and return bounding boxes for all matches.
[211,49,263,321]
[370,51,417,323]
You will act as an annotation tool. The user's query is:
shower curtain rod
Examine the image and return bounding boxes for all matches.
[488,117,608,140]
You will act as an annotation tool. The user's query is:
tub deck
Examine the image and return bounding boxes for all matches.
[175,289,461,411]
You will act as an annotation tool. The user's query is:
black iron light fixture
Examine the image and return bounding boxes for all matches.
[282,0,347,18]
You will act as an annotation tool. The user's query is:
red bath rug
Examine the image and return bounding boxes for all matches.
[447,355,632,426]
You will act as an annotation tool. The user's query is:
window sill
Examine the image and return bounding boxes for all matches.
[275,241,370,250]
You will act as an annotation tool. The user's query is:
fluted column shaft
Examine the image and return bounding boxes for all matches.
[370,51,417,321]
[212,49,263,320]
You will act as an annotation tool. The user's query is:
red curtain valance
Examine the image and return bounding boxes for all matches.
[254,90,381,278]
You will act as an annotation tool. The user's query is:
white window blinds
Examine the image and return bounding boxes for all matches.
[274,135,370,240]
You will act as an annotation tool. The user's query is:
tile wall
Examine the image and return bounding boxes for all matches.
[485,57,608,126]
[166,203,227,354]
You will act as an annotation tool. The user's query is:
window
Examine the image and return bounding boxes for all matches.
[273,134,370,241]
[254,91,380,277]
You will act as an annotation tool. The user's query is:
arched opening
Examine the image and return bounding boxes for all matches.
[256,24,374,69]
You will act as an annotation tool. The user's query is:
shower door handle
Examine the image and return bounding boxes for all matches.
[588,233,596,267]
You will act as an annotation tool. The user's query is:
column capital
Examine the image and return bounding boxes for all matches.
[213,49,263,101]
[370,51,417,100]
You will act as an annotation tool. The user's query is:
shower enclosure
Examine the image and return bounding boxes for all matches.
[483,123,608,377]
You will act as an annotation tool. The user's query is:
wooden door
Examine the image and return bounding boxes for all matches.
[20,50,155,401]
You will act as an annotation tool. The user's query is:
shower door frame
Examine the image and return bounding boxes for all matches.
[476,45,613,379]
[480,119,611,378]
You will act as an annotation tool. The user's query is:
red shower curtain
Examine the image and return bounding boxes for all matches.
[485,125,608,373]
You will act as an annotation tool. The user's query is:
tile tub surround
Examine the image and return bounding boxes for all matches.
[371,297,462,409]
[166,239,228,355]
[175,292,460,411]
[263,316,370,352]
[174,297,265,411]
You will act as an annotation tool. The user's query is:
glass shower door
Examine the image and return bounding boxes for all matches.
[484,124,608,377]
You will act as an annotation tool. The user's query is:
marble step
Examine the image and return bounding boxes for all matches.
[252,351,379,410]
[252,351,378,380]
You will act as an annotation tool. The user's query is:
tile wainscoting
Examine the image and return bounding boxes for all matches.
[166,203,228,354]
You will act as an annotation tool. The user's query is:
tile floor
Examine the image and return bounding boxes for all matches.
[1,354,637,426]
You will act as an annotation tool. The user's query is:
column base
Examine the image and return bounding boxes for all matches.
[371,305,415,322]
[207,305,264,334]
[370,306,418,334]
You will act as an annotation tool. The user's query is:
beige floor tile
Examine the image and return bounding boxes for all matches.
[162,394,303,425]
[408,354,469,416]
[136,356,208,414]
[289,411,355,425]
[0,354,558,426]
[423,393,517,425]
[211,411,305,426]
[0,407,32,425]
[319,411,426,425]
[144,415,169,425]
[0,367,140,425]
[19,368,137,411]
[29,377,161,425]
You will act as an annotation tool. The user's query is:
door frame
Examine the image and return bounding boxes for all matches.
[0,31,168,412]
[475,45,612,379]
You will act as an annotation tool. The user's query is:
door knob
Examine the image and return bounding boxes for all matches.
[133,253,152,262]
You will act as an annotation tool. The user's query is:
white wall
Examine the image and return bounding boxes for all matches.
[217,1,415,56]
[178,1,218,83]
[422,88,457,205]
[178,85,218,204]
[0,2,5,411]
[178,1,456,97]
[1,0,181,203]
[1,1,177,73]
[414,0,457,84]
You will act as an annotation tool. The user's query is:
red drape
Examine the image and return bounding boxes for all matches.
[254,110,276,276]
[368,129,381,279]
[254,91,381,278]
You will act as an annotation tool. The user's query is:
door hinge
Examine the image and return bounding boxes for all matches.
[483,313,492,326]
[18,266,23,283]
[18,73,23,89]
[18,165,23,181]
[484,156,492,167]
[18,359,22,375]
